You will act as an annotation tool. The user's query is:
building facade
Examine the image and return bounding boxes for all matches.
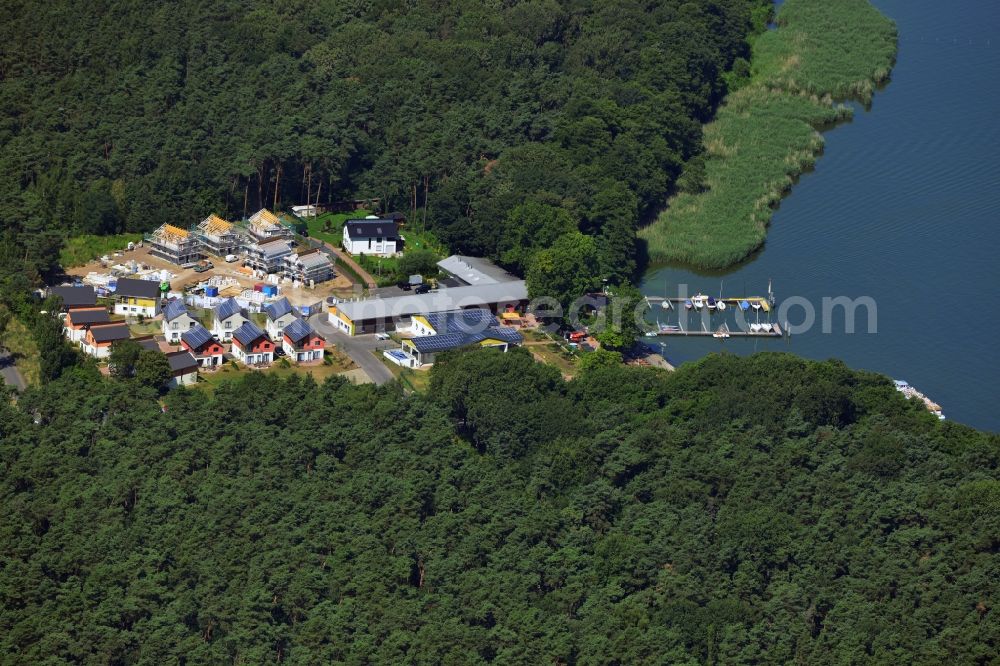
[342,218,400,256]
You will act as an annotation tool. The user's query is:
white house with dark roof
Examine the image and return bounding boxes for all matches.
[263,297,299,340]
[161,299,199,343]
[342,217,400,256]
[211,297,247,341]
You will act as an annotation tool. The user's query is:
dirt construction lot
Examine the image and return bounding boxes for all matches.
[66,242,360,308]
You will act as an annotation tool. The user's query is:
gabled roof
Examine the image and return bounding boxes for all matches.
[232,321,267,347]
[199,214,234,235]
[344,219,399,240]
[261,240,292,257]
[291,251,334,270]
[154,224,190,240]
[114,277,162,300]
[263,297,294,321]
[213,297,244,322]
[51,285,96,307]
[135,337,161,352]
[166,351,199,373]
[89,323,131,343]
[163,299,190,322]
[409,325,522,354]
[181,324,215,350]
[248,208,282,229]
[282,317,319,344]
[66,307,110,325]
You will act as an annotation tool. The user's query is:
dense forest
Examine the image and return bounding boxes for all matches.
[0,0,769,283]
[2,349,998,663]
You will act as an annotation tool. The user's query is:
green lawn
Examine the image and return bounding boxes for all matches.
[306,211,371,246]
[61,233,144,268]
[195,349,357,392]
[373,350,432,393]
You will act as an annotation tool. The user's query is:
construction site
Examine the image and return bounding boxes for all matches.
[66,236,356,311]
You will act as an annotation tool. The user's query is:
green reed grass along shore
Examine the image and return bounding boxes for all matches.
[641,0,898,269]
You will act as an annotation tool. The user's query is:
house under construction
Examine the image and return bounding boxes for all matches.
[284,249,335,284]
[147,224,203,265]
[247,208,293,241]
[196,214,243,257]
[245,237,293,273]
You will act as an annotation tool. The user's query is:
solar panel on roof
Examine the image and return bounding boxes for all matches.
[233,321,266,346]
[182,324,214,350]
[264,297,293,321]
[214,298,243,321]
[282,317,312,343]
[163,299,188,322]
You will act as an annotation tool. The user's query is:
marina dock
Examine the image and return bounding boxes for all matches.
[645,296,773,312]
[651,322,784,338]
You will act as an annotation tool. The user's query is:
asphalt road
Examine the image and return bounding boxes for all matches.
[308,313,395,385]
[0,349,27,391]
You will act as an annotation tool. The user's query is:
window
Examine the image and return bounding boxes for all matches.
[171,323,179,330]
[225,321,232,329]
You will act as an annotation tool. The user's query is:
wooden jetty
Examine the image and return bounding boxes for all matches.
[652,322,784,338]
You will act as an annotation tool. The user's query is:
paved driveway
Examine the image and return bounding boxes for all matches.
[308,313,395,385]
[0,349,27,391]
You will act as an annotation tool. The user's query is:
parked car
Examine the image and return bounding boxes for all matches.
[224,254,239,263]
[396,280,412,291]
[375,332,391,341]
[414,283,431,294]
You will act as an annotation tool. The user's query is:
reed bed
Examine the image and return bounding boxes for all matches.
[641,0,897,269]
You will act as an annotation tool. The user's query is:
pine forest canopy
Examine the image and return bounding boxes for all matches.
[0,0,769,283]
[1,350,998,662]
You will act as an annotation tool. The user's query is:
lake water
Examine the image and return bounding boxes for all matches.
[641,0,1000,431]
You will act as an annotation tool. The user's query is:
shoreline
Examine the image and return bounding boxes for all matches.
[639,0,898,271]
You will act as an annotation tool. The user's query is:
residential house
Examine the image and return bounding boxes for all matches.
[181,325,226,367]
[147,223,203,265]
[63,307,111,343]
[166,351,199,387]
[263,297,299,340]
[281,318,325,362]
[196,214,243,257]
[230,322,275,366]
[81,322,131,359]
[395,309,522,367]
[161,299,199,343]
[50,285,97,311]
[245,237,293,274]
[113,278,162,317]
[247,208,293,241]
[283,249,334,283]
[342,217,400,256]
[210,298,247,341]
